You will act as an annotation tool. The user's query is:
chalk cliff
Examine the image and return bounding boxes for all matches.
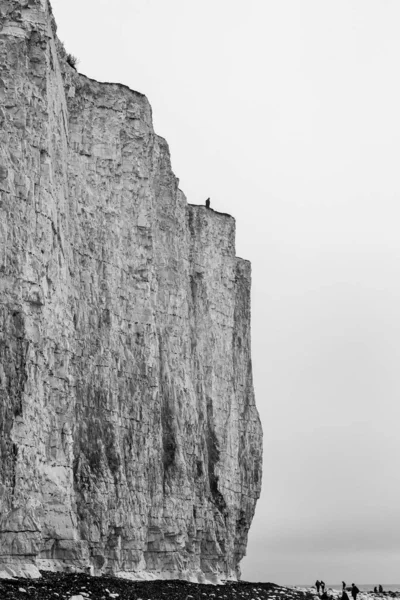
[0,0,262,582]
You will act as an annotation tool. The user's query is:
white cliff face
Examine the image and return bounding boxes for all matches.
[0,0,263,582]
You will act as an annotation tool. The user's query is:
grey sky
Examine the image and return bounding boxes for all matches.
[50,0,400,585]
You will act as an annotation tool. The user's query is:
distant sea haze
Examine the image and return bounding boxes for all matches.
[294,585,400,592]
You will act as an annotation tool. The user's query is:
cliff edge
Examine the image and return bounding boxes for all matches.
[0,0,263,582]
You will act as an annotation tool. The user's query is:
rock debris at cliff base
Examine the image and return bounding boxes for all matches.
[2,576,399,600]
[0,0,262,582]
[0,572,318,600]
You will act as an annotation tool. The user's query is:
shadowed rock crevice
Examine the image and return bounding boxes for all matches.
[0,309,27,503]
[206,400,227,517]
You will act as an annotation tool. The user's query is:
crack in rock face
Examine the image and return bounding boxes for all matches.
[0,0,263,582]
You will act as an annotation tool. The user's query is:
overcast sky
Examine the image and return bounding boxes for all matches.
[50,0,400,585]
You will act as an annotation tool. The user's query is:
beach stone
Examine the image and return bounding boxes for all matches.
[0,0,262,583]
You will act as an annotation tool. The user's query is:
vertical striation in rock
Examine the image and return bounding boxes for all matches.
[0,0,262,582]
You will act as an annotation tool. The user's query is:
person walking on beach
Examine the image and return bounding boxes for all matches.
[321,581,326,594]
[378,586,383,593]
[315,581,321,594]
[351,583,360,600]
[374,588,378,594]
[342,582,346,592]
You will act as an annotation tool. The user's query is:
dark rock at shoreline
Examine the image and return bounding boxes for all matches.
[0,572,316,600]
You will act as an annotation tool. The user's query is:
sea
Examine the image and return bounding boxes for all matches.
[294,585,400,593]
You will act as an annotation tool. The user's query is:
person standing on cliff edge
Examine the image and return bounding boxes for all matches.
[205,197,210,208]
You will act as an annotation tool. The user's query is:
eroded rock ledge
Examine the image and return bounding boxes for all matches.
[0,0,262,582]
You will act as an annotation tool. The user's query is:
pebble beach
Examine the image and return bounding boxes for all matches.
[0,572,316,600]
[2,573,400,600]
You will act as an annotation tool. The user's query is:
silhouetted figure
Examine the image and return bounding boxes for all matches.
[343,591,350,600]
[342,582,347,591]
[374,588,378,594]
[351,584,360,600]
[379,586,383,593]
[316,581,321,594]
[321,581,326,593]
[205,198,210,208]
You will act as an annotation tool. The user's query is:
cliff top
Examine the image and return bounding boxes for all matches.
[188,203,234,219]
